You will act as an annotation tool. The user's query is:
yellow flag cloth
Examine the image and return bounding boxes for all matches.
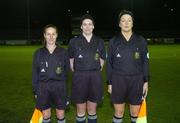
[30,108,43,123]
[136,100,147,123]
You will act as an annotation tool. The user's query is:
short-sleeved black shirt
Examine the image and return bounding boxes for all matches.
[107,33,149,84]
[32,46,69,94]
[68,34,106,71]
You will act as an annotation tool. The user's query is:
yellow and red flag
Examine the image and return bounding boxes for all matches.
[30,108,43,123]
[136,100,147,123]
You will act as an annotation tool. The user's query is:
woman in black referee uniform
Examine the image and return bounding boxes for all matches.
[32,24,69,123]
[107,10,149,123]
[68,14,106,123]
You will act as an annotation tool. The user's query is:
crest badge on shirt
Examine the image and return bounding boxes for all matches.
[94,52,100,60]
[134,51,140,59]
[56,67,62,74]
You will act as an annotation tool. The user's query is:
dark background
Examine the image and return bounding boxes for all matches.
[0,0,179,39]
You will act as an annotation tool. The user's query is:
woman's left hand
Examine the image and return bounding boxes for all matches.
[143,82,148,99]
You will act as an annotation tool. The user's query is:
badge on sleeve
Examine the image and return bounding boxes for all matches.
[147,53,149,59]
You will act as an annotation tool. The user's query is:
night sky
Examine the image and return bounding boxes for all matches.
[0,0,179,39]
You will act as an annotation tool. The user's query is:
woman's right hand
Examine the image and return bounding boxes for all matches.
[70,58,74,72]
[71,65,74,72]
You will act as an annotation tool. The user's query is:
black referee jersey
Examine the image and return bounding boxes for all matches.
[107,33,149,84]
[32,46,69,94]
[68,34,106,71]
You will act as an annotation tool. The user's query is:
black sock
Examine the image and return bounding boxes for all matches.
[76,115,86,123]
[131,116,137,123]
[88,114,97,123]
[112,116,123,123]
[43,118,51,123]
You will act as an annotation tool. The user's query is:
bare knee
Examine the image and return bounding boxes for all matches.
[56,109,65,119]
[114,104,125,117]
[77,103,86,116]
[115,109,124,117]
[130,104,140,117]
[87,101,97,115]
[42,108,51,119]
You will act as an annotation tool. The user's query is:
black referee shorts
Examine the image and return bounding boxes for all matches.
[37,81,67,110]
[111,73,144,105]
[71,70,103,104]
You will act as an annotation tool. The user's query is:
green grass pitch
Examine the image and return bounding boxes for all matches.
[0,44,180,123]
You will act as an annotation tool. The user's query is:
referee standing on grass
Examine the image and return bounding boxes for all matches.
[32,24,69,123]
[68,14,106,123]
[107,10,149,123]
